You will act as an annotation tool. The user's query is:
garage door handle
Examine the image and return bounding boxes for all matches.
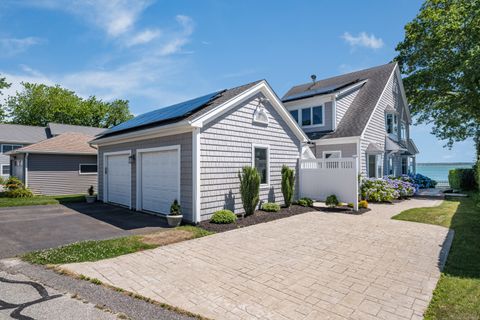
[105,167,108,174]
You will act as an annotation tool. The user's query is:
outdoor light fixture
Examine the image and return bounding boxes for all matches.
[128,154,136,163]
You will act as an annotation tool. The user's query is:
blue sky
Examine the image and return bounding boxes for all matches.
[0,0,475,163]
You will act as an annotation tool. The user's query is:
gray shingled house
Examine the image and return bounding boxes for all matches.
[282,62,419,178]
[91,80,309,223]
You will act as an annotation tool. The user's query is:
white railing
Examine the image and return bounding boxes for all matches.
[299,157,359,211]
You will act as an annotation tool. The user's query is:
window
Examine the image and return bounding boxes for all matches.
[368,155,376,178]
[290,110,299,123]
[1,165,9,175]
[253,146,269,185]
[323,151,341,159]
[388,157,393,175]
[79,164,98,175]
[1,144,22,154]
[301,108,311,126]
[402,157,408,175]
[400,122,406,140]
[385,113,398,135]
[312,106,323,125]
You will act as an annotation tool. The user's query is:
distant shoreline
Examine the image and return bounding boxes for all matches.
[417,162,474,166]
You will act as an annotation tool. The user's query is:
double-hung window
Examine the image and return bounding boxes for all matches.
[253,145,269,186]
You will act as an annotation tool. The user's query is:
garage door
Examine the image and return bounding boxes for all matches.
[140,148,179,214]
[106,153,130,207]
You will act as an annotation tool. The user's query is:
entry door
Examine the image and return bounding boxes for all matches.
[140,149,180,214]
[106,153,130,207]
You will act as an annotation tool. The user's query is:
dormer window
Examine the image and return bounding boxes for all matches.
[253,106,269,125]
[289,105,324,127]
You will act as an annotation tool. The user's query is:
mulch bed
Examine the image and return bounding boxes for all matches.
[199,204,370,233]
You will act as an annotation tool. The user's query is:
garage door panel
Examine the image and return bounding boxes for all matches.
[106,154,130,207]
[140,149,179,214]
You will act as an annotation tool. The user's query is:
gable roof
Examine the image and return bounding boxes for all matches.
[283,62,397,139]
[0,124,48,144]
[48,123,106,137]
[10,132,97,155]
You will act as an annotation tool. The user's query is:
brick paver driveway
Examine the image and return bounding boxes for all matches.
[63,199,453,320]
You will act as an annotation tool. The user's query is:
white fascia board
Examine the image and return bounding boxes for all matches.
[91,122,192,146]
[360,66,397,139]
[190,80,309,143]
[313,136,360,145]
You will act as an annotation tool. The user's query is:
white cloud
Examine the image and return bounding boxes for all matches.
[126,29,162,47]
[157,15,194,55]
[0,37,43,56]
[341,32,384,49]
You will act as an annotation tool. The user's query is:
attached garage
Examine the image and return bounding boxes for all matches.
[104,152,131,208]
[136,146,180,214]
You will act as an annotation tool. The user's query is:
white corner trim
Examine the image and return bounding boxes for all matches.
[25,153,29,188]
[192,128,201,223]
[251,143,270,188]
[190,81,309,143]
[332,98,337,131]
[135,145,181,213]
[103,150,132,209]
[360,66,397,139]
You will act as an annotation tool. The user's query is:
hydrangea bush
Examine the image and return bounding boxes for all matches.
[408,173,437,189]
[360,176,416,202]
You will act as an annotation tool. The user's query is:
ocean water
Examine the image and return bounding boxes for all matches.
[417,162,474,185]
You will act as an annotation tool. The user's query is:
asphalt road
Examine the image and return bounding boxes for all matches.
[0,202,169,258]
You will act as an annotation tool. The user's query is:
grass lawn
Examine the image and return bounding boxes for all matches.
[392,194,480,320]
[22,226,214,265]
[0,194,85,207]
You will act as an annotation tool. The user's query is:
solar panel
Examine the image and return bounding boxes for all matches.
[283,79,363,102]
[103,90,225,135]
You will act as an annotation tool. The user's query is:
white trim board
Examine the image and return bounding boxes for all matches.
[192,128,201,223]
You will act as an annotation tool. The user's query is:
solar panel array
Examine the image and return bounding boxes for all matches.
[103,90,225,135]
[282,79,363,102]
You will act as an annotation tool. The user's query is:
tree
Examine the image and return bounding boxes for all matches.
[395,0,480,155]
[0,74,11,122]
[6,82,133,128]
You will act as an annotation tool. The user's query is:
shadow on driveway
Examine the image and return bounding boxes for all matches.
[0,202,169,259]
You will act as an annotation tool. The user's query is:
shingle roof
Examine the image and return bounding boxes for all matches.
[0,124,48,144]
[48,123,106,137]
[283,62,397,139]
[10,132,97,155]
[97,80,263,139]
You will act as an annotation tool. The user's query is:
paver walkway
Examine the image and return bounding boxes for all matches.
[62,199,452,320]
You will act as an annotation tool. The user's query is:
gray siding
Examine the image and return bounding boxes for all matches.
[200,93,301,219]
[314,143,357,159]
[336,88,360,124]
[27,154,97,195]
[97,133,193,221]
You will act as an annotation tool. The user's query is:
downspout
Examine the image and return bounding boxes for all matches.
[25,153,29,188]
[332,96,337,131]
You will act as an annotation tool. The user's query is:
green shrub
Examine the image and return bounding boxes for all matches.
[325,195,339,208]
[88,185,95,196]
[475,160,480,190]
[5,188,34,198]
[359,200,368,209]
[449,168,477,191]
[170,199,181,215]
[347,202,354,208]
[281,165,295,207]
[210,210,237,224]
[360,178,397,202]
[238,166,260,216]
[4,176,24,191]
[297,197,313,207]
[261,202,281,212]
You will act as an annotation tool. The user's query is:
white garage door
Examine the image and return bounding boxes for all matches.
[106,153,130,207]
[140,148,180,214]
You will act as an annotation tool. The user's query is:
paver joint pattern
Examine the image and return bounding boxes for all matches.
[63,199,450,320]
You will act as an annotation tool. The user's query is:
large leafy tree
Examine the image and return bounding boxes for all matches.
[0,75,11,122]
[6,82,133,128]
[395,0,480,154]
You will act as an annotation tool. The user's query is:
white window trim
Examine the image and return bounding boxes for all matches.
[135,145,181,214]
[322,150,342,159]
[289,105,325,128]
[253,106,269,125]
[1,164,10,176]
[78,163,98,175]
[1,144,23,154]
[251,144,270,188]
[103,150,132,209]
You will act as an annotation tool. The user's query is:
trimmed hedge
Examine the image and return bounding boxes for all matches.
[261,202,281,212]
[210,210,237,224]
[449,168,477,190]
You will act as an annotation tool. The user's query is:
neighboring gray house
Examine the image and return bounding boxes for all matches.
[91,80,309,223]
[282,62,419,178]
[9,132,99,195]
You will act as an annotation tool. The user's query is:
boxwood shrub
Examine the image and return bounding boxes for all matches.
[210,210,237,224]
[261,202,281,212]
[449,168,477,190]
[325,195,339,208]
[297,197,313,207]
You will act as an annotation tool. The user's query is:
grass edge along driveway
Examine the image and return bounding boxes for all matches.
[0,194,85,207]
[392,193,480,320]
[22,226,214,265]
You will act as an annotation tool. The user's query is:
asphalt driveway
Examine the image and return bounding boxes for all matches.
[63,199,453,320]
[0,202,169,259]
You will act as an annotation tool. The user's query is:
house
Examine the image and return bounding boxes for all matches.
[9,132,100,195]
[91,80,309,223]
[282,62,419,178]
